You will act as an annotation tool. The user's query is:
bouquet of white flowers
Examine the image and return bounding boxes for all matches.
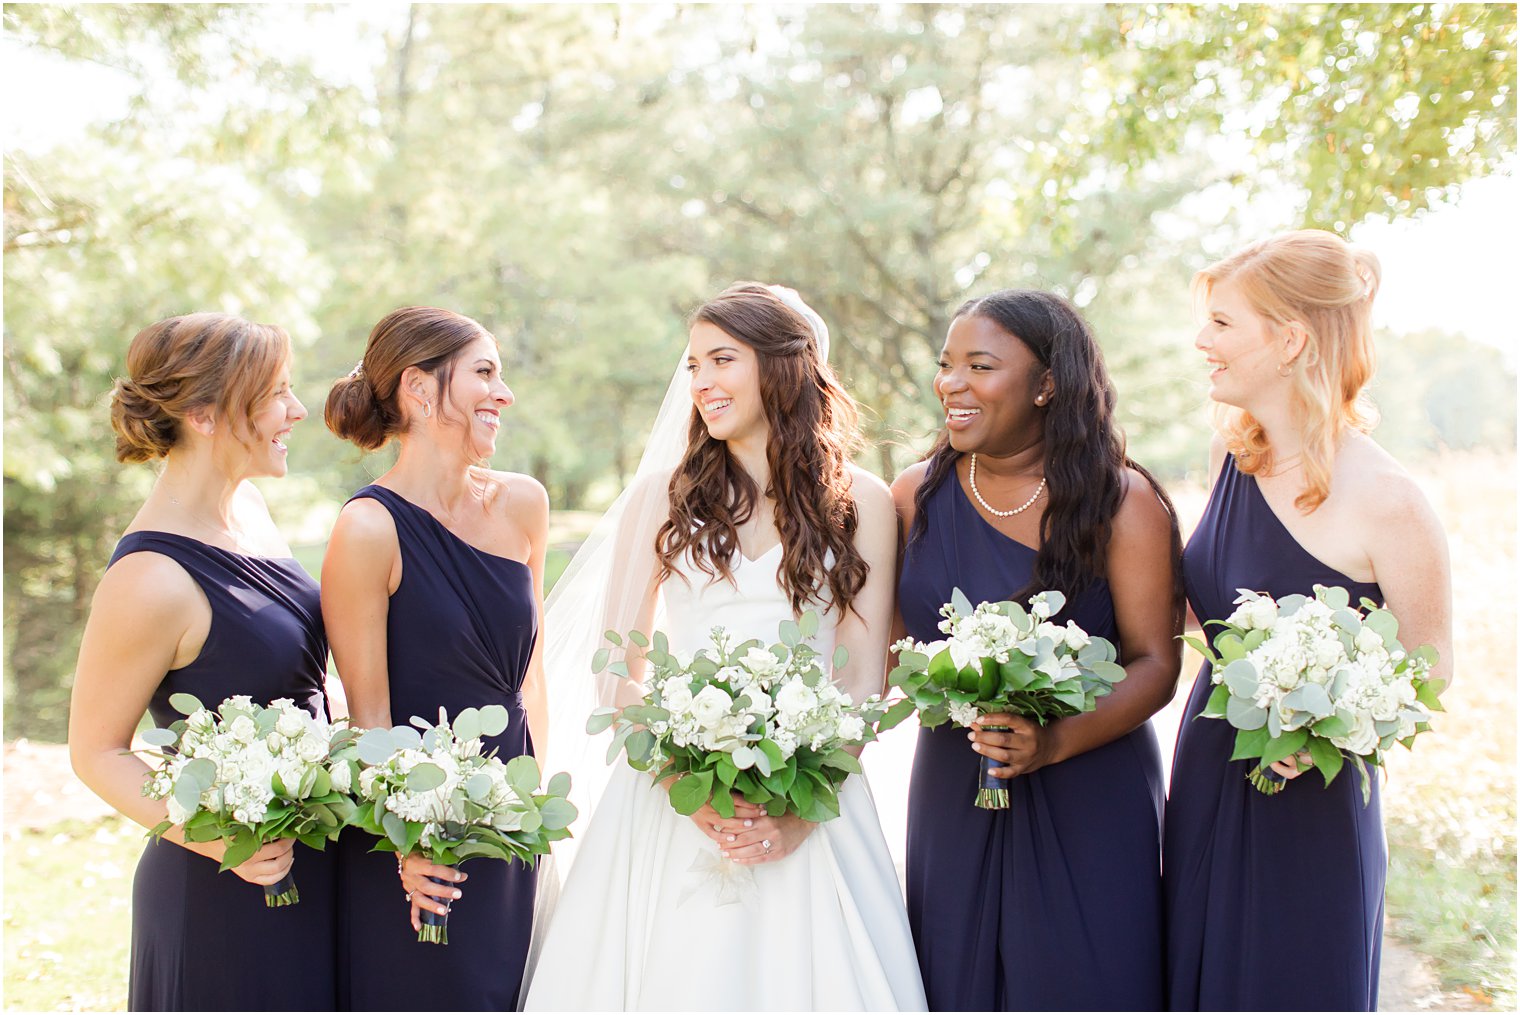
[346,706,576,943]
[589,611,907,824]
[137,694,356,906]
[889,589,1127,808]
[1186,585,1444,802]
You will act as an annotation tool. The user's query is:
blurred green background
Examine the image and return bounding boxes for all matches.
[3,4,1516,1009]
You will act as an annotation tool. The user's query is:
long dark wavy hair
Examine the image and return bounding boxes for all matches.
[655,282,869,616]
[908,289,1184,619]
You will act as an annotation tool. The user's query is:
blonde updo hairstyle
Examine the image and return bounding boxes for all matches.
[110,313,292,464]
[325,306,491,451]
[1194,229,1381,512]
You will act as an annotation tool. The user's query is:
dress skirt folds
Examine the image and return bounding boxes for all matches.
[1164,455,1385,1011]
[335,485,539,1012]
[898,474,1166,1011]
[110,531,338,1012]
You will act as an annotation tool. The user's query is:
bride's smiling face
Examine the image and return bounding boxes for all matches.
[688,321,766,443]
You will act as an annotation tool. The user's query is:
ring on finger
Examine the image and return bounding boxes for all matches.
[405,890,413,902]
[761,838,772,853]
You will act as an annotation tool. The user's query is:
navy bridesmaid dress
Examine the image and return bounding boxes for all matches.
[335,484,538,1012]
[110,531,338,1011]
[1165,454,1384,1010]
[900,471,1166,1011]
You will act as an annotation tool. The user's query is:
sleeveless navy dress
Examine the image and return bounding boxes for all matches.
[1165,455,1385,1010]
[900,472,1166,1011]
[109,531,337,1012]
[335,484,538,1011]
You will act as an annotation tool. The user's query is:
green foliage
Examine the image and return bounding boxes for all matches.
[4,3,1513,741]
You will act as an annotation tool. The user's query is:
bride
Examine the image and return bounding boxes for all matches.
[522,283,926,1010]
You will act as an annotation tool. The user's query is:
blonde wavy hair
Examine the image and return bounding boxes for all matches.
[1195,229,1381,512]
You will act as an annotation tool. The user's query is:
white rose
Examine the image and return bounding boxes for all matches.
[229,715,258,744]
[660,678,694,714]
[1354,628,1386,655]
[1028,594,1053,620]
[1331,714,1380,756]
[1063,623,1091,651]
[1246,599,1279,630]
[165,794,193,825]
[296,733,328,764]
[690,685,734,728]
[837,715,866,743]
[329,761,352,795]
[275,708,307,739]
[1313,638,1345,670]
[774,680,818,717]
[741,647,784,678]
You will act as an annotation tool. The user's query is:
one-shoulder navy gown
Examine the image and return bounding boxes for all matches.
[110,531,337,1012]
[900,473,1166,1011]
[336,484,538,1012]
[1165,455,1385,1010]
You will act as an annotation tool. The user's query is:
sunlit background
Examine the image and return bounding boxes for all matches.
[4,5,1515,1010]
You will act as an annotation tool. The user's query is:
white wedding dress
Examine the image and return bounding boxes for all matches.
[522,546,927,1011]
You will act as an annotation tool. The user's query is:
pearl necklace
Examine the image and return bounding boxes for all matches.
[968,453,1045,517]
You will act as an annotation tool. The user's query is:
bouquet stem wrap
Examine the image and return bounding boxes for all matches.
[975,726,1011,809]
[263,869,300,907]
[417,868,456,945]
[1245,762,1287,795]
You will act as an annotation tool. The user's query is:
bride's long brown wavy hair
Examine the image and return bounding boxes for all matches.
[655,283,869,616]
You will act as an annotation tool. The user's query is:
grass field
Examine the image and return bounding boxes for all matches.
[4,455,1513,1011]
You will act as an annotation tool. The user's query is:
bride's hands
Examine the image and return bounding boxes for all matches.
[688,793,765,848]
[724,811,815,865]
[686,793,815,864]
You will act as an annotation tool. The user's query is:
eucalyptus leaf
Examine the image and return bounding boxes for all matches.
[478,705,510,737]
[406,762,447,793]
[381,811,408,848]
[1225,696,1269,731]
[452,707,482,742]
[950,587,974,617]
[624,730,656,764]
[168,693,204,717]
[139,727,178,747]
[539,797,578,831]
[356,728,398,765]
[1282,683,1334,718]
[1317,585,1351,611]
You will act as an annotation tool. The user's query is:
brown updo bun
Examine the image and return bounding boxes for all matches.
[325,306,490,451]
[109,313,291,463]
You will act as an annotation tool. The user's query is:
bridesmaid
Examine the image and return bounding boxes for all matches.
[1165,230,1453,1010]
[891,289,1182,1010]
[323,306,548,1011]
[69,313,337,1010]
